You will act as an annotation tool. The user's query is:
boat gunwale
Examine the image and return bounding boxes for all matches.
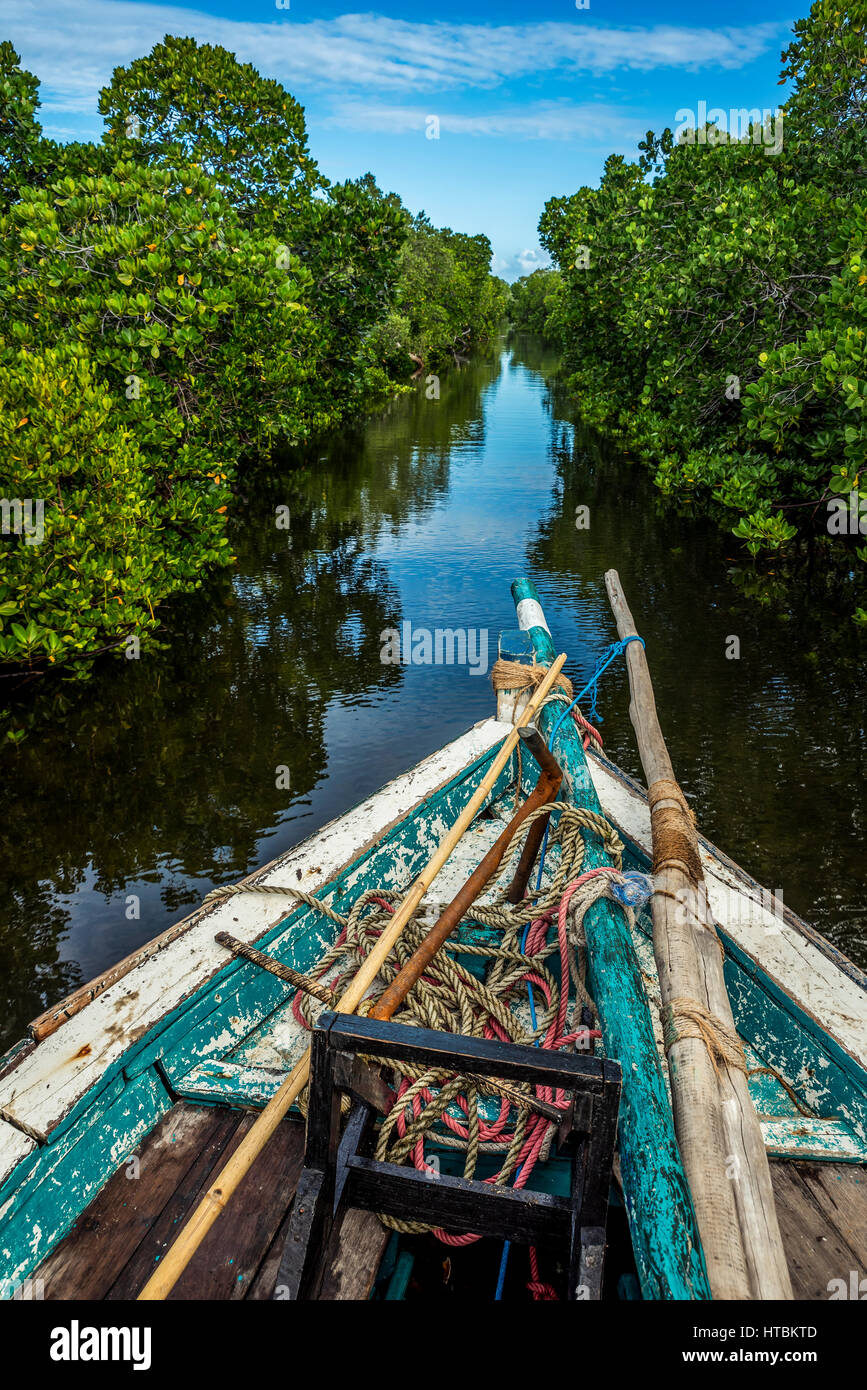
[609,813,867,1143]
[4,725,865,1135]
[587,746,867,996]
[1,729,866,1296]
[583,748,867,1107]
[0,717,513,1145]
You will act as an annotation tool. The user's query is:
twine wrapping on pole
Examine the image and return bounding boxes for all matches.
[648,778,703,881]
[491,658,603,753]
[491,658,574,700]
[662,997,748,1079]
[604,566,793,1301]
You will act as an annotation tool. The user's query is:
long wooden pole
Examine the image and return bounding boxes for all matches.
[138,652,567,1300]
[604,569,792,1300]
[511,577,710,1299]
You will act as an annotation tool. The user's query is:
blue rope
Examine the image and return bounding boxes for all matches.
[495,633,644,1301]
[546,635,645,749]
[533,634,645,894]
[495,1241,511,1300]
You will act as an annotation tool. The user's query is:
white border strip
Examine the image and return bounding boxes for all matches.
[587,753,867,1072]
[515,598,550,634]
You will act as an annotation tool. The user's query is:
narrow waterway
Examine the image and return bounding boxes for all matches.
[1,334,864,1052]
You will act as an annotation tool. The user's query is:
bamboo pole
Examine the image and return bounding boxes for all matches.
[604,570,792,1300]
[137,652,567,1300]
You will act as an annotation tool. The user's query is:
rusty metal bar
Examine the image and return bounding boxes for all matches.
[214,932,336,1006]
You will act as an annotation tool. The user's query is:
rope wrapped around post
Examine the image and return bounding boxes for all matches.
[662,998,748,1079]
[648,777,704,882]
[604,567,793,1301]
[491,658,604,753]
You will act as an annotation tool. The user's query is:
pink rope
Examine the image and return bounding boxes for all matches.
[289,872,614,1299]
[571,707,603,752]
[430,869,612,1267]
[528,1247,559,1301]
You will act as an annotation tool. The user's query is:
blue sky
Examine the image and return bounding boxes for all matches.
[5,0,797,279]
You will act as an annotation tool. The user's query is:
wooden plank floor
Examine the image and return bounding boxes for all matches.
[35,1100,389,1301]
[35,1102,866,1301]
[36,1102,305,1300]
[770,1159,867,1300]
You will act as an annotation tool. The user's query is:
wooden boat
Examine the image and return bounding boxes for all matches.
[1,579,865,1302]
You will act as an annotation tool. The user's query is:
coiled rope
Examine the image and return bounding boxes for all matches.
[210,804,634,1298]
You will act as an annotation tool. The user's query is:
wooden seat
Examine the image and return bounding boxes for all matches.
[272,1012,622,1301]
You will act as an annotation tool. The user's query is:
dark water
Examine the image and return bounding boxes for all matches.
[1,335,865,1052]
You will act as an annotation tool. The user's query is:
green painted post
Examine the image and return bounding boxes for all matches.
[511,577,711,1300]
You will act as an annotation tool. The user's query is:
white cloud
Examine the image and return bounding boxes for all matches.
[325,99,648,144]
[491,248,553,283]
[516,249,546,274]
[2,0,788,127]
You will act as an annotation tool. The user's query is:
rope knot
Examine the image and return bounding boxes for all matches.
[491,657,573,700]
[662,996,747,1078]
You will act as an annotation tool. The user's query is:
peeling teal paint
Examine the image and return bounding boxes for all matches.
[0,1069,170,1293]
[511,575,711,1301]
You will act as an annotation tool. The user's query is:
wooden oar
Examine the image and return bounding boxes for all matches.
[604,570,792,1300]
[137,651,567,1300]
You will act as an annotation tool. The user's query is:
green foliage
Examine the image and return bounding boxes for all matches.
[482,274,511,339]
[288,173,410,409]
[367,216,506,372]
[779,0,867,192]
[444,228,507,348]
[0,43,114,205]
[0,37,507,695]
[98,35,321,227]
[508,268,561,335]
[539,0,867,615]
[0,347,208,687]
[0,42,43,212]
[1,162,327,453]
